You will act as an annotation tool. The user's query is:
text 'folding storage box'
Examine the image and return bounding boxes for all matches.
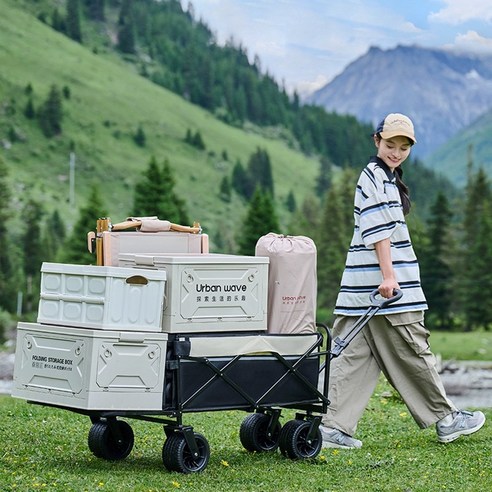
[119,254,269,333]
[12,322,169,411]
[37,263,167,332]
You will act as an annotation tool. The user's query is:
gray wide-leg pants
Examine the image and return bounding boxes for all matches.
[322,311,456,436]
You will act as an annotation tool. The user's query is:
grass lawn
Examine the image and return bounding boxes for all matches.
[1,374,490,492]
[429,331,492,362]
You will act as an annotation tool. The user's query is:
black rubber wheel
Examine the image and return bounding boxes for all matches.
[162,432,210,473]
[240,413,282,452]
[88,420,134,461]
[278,419,322,460]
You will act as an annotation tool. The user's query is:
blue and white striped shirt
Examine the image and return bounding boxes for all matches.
[334,156,428,316]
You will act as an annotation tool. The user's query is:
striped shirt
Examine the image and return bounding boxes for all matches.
[334,156,428,316]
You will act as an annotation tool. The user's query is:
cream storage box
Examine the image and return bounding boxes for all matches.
[12,322,169,411]
[37,263,167,332]
[119,254,269,333]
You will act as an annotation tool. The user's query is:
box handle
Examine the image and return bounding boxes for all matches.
[125,275,148,285]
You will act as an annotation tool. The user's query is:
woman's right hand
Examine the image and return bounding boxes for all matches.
[378,278,400,299]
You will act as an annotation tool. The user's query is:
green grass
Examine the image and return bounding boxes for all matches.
[429,331,492,362]
[1,375,491,492]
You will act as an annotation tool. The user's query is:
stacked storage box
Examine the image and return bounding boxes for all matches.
[118,253,269,333]
[13,263,169,410]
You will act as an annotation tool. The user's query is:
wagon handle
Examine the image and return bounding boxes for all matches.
[369,289,403,309]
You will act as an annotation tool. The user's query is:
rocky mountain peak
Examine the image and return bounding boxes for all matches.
[307,45,492,158]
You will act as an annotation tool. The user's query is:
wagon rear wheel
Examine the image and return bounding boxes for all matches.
[279,419,321,460]
[240,413,282,452]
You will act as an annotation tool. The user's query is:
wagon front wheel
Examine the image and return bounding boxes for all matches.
[279,419,322,460]
[162,432,210,473]
[88,419,134,461]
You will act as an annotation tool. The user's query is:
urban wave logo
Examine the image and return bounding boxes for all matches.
[196,283,247,293]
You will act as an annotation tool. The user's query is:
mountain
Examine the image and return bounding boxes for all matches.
[427,107,492,187]
[307,45,492,159]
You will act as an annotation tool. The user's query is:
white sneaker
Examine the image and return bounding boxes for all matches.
[320,426,362,449]
[436,410,485,443]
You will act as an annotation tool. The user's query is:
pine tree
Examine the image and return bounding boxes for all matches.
[219,176,231,202]
[159,159,189,224]
[60,186,107,265]
[464,204,492,329]
[38,85,63,138]
[0,157,15,312]
[316,168,357,315]
[117,0,135,54]
[24,97,35,119]
[419,192,454,329]
[43,210,66,262]
[285,190,297,213]
[247,147,274,196]
[315,156,333,198]
[84,0,105,21]
[231,160,252,199]
[52,7,66,32]
[460,166,492,329]
[133,157,189,224]
[287,195,320,237]
[66,0,82,42]
[133,125,146,147]
[237,187,279,256]
[21,199,44,312]
[133,156,163,216]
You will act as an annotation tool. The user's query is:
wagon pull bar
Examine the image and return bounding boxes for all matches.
[330,289,403,359]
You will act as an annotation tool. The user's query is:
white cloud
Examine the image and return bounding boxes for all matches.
[453,30,492,53]
[429,0,492,24]
[295,74,330,97]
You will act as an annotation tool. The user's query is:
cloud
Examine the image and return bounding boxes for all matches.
[453,30,492,53]
[429,0,492,24]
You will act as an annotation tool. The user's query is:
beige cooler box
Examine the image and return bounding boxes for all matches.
[12,322,169,411]
[119,254,269,333]
[37,263,167,332]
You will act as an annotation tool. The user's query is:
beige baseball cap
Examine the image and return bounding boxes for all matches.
[376,113,416,144]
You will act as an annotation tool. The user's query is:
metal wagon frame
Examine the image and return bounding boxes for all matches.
[30,322,332,473]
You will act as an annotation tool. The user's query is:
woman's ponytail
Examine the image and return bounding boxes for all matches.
[395,166,411,215]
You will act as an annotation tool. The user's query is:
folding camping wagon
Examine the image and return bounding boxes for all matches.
[11,217,398,473]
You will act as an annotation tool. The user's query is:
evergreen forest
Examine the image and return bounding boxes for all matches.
[0,0,490,336]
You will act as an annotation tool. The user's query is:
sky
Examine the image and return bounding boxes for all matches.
[185,0,492,95]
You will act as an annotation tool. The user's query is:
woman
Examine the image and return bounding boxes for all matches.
[321,113,485,449]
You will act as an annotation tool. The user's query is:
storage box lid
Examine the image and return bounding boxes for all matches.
[17,322,170,340]
[41,262,167,281]
[118,253,269,266]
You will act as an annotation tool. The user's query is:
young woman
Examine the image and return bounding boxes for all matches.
[321,113,485,449]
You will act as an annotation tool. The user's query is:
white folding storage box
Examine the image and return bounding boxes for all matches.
[37,263,167,332]
[12,322,169,411]
[119,254,269,333]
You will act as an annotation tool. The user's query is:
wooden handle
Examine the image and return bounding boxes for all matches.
[170,223,201,234]
[111,219,201,234]
[111,220,142,231]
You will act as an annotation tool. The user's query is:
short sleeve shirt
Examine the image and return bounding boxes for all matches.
[333,156,428,316]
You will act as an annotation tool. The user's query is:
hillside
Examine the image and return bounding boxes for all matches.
[0,0,320,248]
[307,45,492,162]
[427,107,492,186]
